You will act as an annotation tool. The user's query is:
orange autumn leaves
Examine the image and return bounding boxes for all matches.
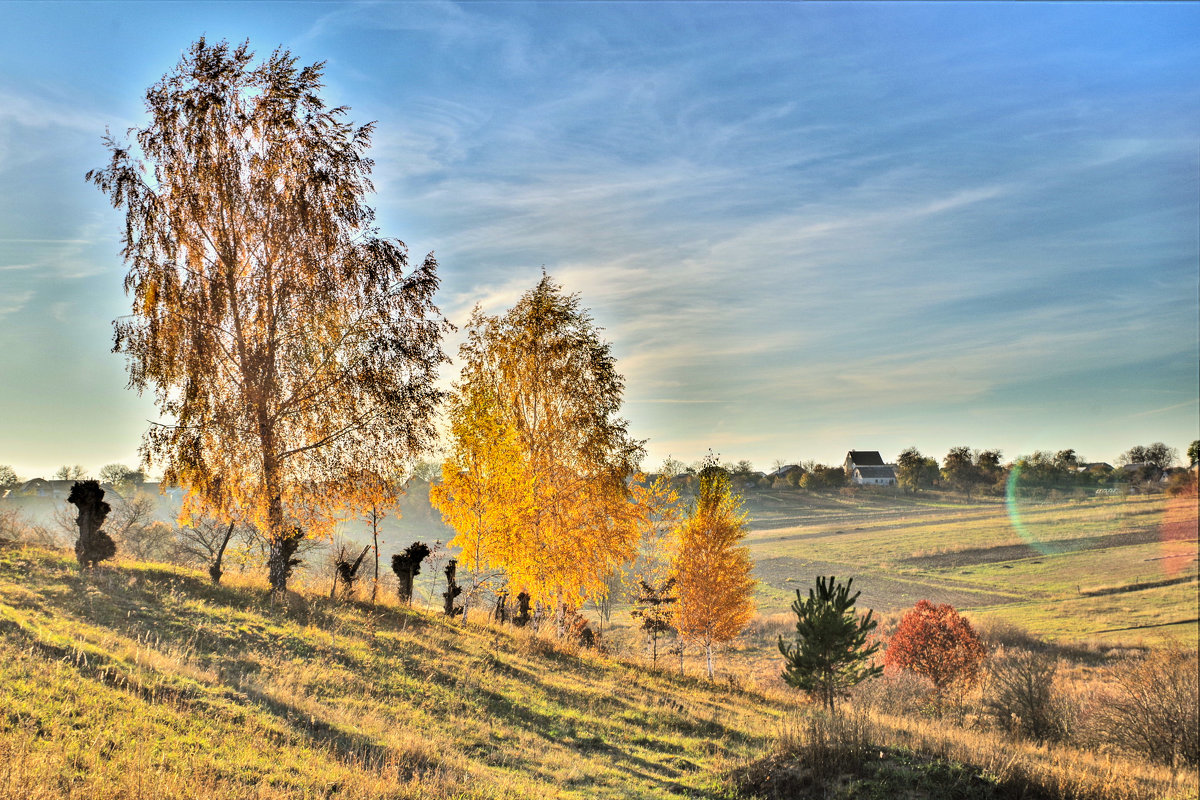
[884,600,985,701]
[673,463,756,678]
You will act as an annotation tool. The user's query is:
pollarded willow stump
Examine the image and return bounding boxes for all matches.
[513,591,532,627]
[391,541,430,605]
[443,558,463,617]
[68,480,116,569]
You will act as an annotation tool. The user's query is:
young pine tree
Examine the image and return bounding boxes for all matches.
[631,577,677,669]
[779,575,882,713]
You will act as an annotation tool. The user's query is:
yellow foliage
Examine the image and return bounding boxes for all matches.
[673,464,756,676]
[431,278,647,608]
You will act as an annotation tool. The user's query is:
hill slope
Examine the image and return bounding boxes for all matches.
[3,540,1197,800]
[0,544,792,799]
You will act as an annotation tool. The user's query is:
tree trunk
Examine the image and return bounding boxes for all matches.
[554,597,567,638]
[493,590,508,623]
[397,567,415,604]
[259,407,292,600]
[514,591,531,627]
[370,508,379,606]
[268,525,301,600]
[705,640,714,681]
[209,522,234,585]
[443,558,462,616]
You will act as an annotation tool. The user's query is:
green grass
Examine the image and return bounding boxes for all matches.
[0,544,793,799]
[738,490,1197,646]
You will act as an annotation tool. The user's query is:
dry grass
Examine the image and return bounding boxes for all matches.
[730,706,1199,800]
[0,543,791,799]
[3,521,1197,800]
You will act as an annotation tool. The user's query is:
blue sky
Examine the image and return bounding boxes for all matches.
[0,1,1197,479]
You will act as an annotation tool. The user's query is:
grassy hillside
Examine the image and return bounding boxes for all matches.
[0,544,793,799]
[1,488,1196,799]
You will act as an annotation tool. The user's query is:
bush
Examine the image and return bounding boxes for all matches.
[1094,647,1198,767]
[851,670,935,716]
[733,710,875,798]
[984,649,1070,743]
[884,601,985,712]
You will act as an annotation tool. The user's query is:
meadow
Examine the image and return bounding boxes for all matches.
[739,489,1197,646]
[0,487,1196,799]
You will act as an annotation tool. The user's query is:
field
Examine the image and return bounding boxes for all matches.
[0,487,1196,799]
[2,541,1198,800]
[738,489,1198,646]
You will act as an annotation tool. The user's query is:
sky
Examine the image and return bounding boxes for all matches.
[0,1,1197,480]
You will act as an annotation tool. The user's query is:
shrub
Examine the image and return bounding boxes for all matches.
[984,648,1070,743]
[851,669,934,716]
[733,710,875,798]
[1094,647,1198,767]
[884,600,985,711]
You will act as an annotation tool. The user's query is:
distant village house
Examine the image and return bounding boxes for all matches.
[844,451,898,487]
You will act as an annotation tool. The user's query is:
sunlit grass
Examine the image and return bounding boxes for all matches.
[740,493,1196,644]
[0,544,789,799]
[2,488,1196,798]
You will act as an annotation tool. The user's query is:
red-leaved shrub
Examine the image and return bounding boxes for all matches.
[884,600,985,708]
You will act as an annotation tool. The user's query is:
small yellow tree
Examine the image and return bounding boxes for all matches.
[673,456,756,680]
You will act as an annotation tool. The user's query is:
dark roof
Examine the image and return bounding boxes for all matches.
[847,451,885,466]
[768,464,802,478]
[855,466,896,479]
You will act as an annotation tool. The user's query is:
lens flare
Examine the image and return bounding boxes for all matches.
[1004,463,1062,556]
[1159,487,1199,579]
[1008,462,1197,579]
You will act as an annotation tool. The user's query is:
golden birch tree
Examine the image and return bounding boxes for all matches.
[88,39,446,597]
[432,277,645,616]
[673,457,756,680]
[430,390,532,618]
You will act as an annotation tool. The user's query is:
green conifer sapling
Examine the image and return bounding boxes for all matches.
[779,575,882,713]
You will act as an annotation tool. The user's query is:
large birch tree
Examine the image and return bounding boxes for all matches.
[432,276,645,615]
[88,39,446,597]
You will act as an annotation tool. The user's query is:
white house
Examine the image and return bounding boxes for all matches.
[844,451,897,487]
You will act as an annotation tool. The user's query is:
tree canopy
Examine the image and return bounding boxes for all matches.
[1119,442,1178,471]
[88,38,447,596]
[431,276,645,611]
[885,600,985,707]
[0,466,17,493]
[896,447,938,493]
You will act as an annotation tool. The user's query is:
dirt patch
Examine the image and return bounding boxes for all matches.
[901,528,1166,569]
[753,556,1019,613]
[1079,573,1198,597]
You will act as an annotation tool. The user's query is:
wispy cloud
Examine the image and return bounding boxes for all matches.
[0,89,113,134]
[0,290,35,325]
[1128,399,1200,419]
[0,1,1195,471]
